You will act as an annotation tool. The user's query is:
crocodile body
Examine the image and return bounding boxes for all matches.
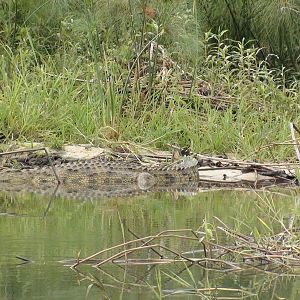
[0,157,199,199]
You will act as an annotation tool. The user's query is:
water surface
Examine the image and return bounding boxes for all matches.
[1,190,300,299]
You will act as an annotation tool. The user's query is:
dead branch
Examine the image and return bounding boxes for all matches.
[0,147,60,184]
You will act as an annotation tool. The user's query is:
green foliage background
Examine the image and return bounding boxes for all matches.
[0,0,299,161]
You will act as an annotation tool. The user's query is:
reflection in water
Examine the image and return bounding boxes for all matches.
[0,190,300,299]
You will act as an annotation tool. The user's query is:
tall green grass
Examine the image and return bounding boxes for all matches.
[0,0,299,161]
[196,0,300,71]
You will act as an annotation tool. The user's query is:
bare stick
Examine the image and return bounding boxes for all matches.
[116,229,197,261]
[118,213,127,263]
[196,153,299,167]
[128,228,164,258]
[289,123,300,172]
[72,229,196,268]
[16,256,33,263]
[43,184,60,218]
[293,123,300,135]
[0,147,60,184]
[43,71,95,83]
[95,243,194,267]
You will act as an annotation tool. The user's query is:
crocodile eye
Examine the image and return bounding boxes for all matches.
[137,172,156,190]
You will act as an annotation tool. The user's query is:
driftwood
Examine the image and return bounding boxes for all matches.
[71,220,300,275]
[58,219,300,297]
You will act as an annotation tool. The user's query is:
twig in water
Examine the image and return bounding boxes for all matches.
[118,212,127,264]
[16,255,33,263]
[43,184,60,218]
[16,255,33,265]
[95,243,194,268]
[127,227,164,258]
[72,229,197,268]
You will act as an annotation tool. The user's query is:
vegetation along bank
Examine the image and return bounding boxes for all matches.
[0,0,299,162]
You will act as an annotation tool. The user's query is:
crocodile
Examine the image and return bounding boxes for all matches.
[0,156,199,199]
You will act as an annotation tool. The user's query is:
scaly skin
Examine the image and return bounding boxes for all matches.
[0,157,199,198]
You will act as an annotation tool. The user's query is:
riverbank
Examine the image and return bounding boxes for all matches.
[0,142,297,191]
[0,1,299,162]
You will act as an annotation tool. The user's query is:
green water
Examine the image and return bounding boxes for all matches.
[1,190,300,299]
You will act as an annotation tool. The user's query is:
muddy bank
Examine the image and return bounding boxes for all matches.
[0,143,297,190]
